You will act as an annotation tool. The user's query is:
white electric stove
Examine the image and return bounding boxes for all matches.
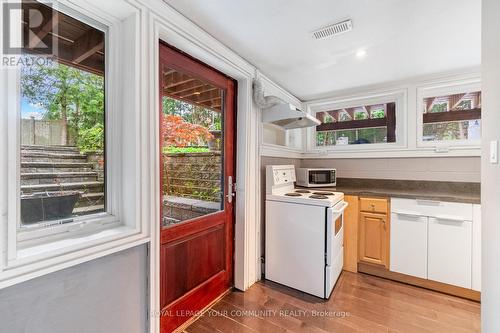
[265,165,347,299]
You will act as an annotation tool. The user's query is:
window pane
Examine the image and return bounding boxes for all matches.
[335,129,357,144]
[20,2,105,226]
[423,120,481,141]
[422,91,481,142]
[161,65,224,228]
[315,102,395,146]
[357,127,388,144]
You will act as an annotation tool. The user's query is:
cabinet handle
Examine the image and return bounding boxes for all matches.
[433,215,466,223]
[394,210,423,218]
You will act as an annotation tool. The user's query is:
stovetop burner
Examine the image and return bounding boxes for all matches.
[309,194,328,199]
[285,192,302,197]
[295,189,310,193]
[312,191,335,195]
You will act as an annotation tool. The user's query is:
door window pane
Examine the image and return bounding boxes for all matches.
[161,65,224,227]
[20,2,105,226]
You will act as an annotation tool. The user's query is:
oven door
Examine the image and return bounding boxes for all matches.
[325,200,348,297]
[309,169,336,186]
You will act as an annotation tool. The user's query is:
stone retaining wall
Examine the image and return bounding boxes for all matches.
[163,151,222,202]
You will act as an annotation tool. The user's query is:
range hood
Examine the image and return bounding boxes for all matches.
[253,79,321,129]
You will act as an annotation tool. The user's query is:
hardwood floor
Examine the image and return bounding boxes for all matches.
[183,271,480,333]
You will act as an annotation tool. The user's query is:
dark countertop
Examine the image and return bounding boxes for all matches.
[298,178,481,204]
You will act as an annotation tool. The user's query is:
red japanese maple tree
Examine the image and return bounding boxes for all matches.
[162,114,213,147]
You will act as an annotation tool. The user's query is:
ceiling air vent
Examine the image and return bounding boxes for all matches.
[312,19,353,40]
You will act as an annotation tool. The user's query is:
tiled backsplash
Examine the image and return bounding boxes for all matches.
[300,157,480,183]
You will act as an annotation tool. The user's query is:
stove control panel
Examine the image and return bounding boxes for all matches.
[269,165,296,185]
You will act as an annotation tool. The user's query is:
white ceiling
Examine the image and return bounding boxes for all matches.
[163,0,481,101]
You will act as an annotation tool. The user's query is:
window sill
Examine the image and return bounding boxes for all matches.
[302,146,481,159]
[1,225,149,289]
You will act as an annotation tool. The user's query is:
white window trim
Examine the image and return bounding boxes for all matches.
[416,78,482,149]
[258,73,305,157]
[0,0,150,289]
[305,89,408,152]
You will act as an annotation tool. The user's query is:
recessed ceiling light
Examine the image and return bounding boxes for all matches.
[356,49,367,58]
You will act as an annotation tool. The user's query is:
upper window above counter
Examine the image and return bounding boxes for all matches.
[306,90,407,153]
[315,101,396,147]
[417,80,481,148]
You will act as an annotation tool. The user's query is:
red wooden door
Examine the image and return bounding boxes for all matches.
[159,42,236,333]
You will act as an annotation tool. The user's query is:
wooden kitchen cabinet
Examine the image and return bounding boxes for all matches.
[343,195,359,273]
[358,198,390,269]
[359,197,388,214]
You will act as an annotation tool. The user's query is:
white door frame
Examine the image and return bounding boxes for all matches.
[145,1,260,332]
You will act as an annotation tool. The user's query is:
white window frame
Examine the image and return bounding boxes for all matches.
[416,78,481,149]
[258,73,305,158]
[0,0,149,289]
[306,89,407,152]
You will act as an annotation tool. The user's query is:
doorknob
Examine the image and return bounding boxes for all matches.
[226,176,235,203]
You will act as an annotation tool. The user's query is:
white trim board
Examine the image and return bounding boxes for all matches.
[141,0,266,331]
[0,0,150,290]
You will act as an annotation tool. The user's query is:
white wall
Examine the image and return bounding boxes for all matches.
[0,245,148,333]
[481,0,500,331]
[301,157,480,182]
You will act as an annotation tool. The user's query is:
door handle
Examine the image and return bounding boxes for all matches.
[226,176,235,203]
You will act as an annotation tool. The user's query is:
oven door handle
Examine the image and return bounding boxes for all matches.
[331,201,349,213]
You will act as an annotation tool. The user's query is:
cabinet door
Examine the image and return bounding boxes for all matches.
[390,212,428,278]
[358,212,389,268]
[343,195,359,273]
[428,217,472,288]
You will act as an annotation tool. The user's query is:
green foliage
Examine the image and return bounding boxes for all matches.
[162,97,221,129]
[79,124,104,152]
[371,109,385,119]
[430,102,448,113]
[164,146,210,153]
[357,127,387,143]
[21,60,104,151]
[323,114,334,123]
[336,129,357,143]
[193,189,220,202]
[354,111,368,120]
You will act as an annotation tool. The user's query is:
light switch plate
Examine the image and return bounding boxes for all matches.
[490,140,498,164]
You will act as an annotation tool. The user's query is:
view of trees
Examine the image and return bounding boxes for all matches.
[162,97,221,151]
[162,114,213,147]
[21,61,104,152]
[163,97,221,130]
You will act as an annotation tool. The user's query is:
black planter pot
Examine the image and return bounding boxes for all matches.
[21,191,81,224]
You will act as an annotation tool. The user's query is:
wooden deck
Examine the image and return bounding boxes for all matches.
[183,271,480,333]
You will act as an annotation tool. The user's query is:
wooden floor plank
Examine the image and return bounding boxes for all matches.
[184,272,481,333]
